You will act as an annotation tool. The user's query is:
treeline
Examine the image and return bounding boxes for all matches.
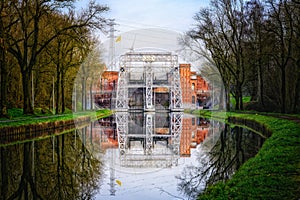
[0,0,108,116]
[185,0,300,113]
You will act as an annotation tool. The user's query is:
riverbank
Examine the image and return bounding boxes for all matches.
[0,109,113,145]
[0,109,112,128]
[193,110,300,200]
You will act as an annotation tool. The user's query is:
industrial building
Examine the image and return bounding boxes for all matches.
[94,56,210,110]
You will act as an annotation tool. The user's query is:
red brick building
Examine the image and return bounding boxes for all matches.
[94,71,118,108]
[99,71,119,91]
[95,63,210,109]
[179,64,210,109]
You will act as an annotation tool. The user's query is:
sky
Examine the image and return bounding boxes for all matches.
[75,0,210,34]
[75,0,211,68]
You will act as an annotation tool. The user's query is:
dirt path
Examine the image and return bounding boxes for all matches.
[261,113,300,124]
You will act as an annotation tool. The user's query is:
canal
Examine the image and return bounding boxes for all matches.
[0,112,265,200]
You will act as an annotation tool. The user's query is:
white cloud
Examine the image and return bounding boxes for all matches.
[76,0,209,33]
[75,0,210,69]
[107,0,209,33]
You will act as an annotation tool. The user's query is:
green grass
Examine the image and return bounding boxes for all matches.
[0,108,113,128]
[230,95,251,110]
[7,108,24,117]
[193,110,300,200]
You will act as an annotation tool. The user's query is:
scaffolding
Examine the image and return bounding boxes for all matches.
[116,51,183,111]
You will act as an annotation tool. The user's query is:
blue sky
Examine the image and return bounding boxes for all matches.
[75,0,210,34]
[75,0,210,68]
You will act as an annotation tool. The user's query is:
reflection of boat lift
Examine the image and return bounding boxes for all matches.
[115,112,183,168]
[109,149,116,196]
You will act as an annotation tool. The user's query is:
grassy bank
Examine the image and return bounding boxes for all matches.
[193,110,300,200]
[0,108,113,128]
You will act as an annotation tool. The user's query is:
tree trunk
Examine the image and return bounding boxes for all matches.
[257,62,264,107]
[257,33,264,107]
[225,85,230,111]
[0,46,8,117]
[293,76,300,113]
[81,77,86,111]
[239,93,243,110]
[281,67,286,113]
[239,83,243,110]
[0,15,8,117]
[234,82,243,111]
[234,95,239,110]
[61,71,65,113]
[55,66,60,115]
[22,71,34,114]
[90,79,94,110]
[219,83,224,110]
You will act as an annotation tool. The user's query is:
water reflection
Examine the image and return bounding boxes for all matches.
[0,132,103,200]
[0,113,265,200]
[115,112,182,168]
[176,124,265,199]
[72,112,211,199]
[95,112,264,199]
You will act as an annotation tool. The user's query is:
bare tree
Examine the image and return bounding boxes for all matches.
[76,39,106,111]
[5,0,108,114]
[265,0,299,113]
[187,0,248,110]
[0,1,17,117]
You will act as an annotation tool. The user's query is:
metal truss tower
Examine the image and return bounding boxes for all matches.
[115,66,128,110]
[115,51,183,111]
[145,65,154,111]
[108,19,117,71]
[170,64,183,111]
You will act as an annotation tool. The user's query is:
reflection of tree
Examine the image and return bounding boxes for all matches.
[177,124,265,199]
[0,142,42,200]
[0,131,104,200]
[1,147,8,199]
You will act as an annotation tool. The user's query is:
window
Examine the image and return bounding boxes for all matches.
[192,118,195,125]
[191,131,195,138]
[192,83,195,90]
[192,96,195,104]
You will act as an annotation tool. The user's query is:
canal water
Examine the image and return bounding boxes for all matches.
[0,112,265,200]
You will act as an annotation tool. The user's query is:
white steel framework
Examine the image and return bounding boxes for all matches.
[115,67,128,110]
[115,51,183,111]
[145,65,154,111]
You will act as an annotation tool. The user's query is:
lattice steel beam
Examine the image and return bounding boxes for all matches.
[120,52,177,63]
[170,63,183,110]
[145,65,154,110]
[115,66,128,110]
[145,113,153,155]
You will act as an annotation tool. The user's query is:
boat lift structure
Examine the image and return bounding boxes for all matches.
[115,51,183,112]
